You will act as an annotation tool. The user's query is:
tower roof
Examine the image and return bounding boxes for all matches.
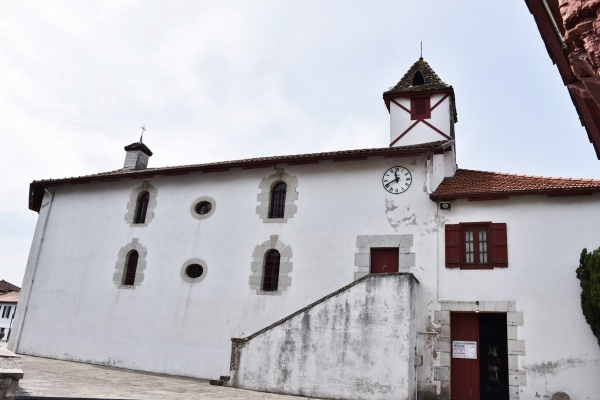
[124,141,153,156]
[383,57,457,122]
[384,57,453,96]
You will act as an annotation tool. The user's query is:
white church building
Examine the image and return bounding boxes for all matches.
[9,58,600,400]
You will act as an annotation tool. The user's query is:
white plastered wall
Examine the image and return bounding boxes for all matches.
[9,153,600,399]
[431,195,600,399]
[10,154,442,382]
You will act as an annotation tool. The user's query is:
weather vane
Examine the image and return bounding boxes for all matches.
[140,125,146,143]
[420,41,423,59]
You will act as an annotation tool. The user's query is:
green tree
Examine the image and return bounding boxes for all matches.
[577,247,600,346]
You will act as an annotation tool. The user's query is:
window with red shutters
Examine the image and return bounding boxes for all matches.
[410,97,431,120]
[445,222,508,269]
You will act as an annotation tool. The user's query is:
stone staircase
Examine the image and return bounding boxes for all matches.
[225,273,419,400]
[209,375,230,386]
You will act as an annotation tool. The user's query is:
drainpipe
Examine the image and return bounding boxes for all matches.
[541,0,567,49]
[425,152,434,195]
[9,188,55,352]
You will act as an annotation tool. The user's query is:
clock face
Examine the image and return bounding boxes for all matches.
[382,166,412,194]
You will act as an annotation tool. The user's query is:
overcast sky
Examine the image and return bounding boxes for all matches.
[1,1,599,286]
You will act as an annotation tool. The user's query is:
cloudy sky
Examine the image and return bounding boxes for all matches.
[1,1,599,285]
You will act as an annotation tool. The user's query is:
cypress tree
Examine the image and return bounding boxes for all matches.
[577,248,600,346]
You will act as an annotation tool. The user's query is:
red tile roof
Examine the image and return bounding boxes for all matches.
[29,141,454,212]
[0,291,19,303]
[0,280,20,294]
[431,169,600,200]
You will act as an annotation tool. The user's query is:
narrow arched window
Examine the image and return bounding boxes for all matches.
[268,182,287,218]
[262,250,280,291]
[123,250,139,286]
[134,191,150,224]
[412,70,426,85]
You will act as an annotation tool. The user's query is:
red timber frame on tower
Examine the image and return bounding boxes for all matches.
[385,90,454,147]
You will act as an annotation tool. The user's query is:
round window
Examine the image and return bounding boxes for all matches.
[195,201,212,215]
[190,197,216,220]
[185,264,204,279]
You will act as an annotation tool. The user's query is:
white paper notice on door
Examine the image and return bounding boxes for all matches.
[452,340,477,359]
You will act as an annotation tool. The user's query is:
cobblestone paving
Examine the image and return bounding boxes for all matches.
[2,342,321,400]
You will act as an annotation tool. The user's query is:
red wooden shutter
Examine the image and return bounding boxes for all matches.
[445,224,461,268]
[491,223,508,268]
[410,97,431,120]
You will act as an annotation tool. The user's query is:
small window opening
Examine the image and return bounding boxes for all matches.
[412,70,426,85]
[123,250,139,286]
[269,182,287,218]
[410,97,431,120]
[185,264,204,279]
[195,201,212,215]
[262,249,281,291]
[134,191,150,224]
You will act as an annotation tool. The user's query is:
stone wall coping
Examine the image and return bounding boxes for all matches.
[0,368,24,379]
[0,348,20,358]
[232,273,419,344]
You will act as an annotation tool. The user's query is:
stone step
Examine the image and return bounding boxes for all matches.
[209,375,231,386]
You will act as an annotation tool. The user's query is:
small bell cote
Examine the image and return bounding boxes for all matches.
[123,141,153,170]
[383,58,457,147]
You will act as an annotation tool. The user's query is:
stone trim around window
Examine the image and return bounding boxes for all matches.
[190,196,216,220]
[249,235,293,295]
[113,238,148,288]
[124,181,158,227]
[180,258,208,284]
[433,301,525,400]
[354,234,415,280]
[256,169,298,223]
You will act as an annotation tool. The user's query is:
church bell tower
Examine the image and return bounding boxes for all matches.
[383,58,457,147]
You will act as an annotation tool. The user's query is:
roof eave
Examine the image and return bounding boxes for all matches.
[29,143,451,212]
[383,87,455,110]
[430,188,600,201]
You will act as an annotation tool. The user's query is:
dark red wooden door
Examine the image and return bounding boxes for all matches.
[451,313,480,400]
[370,248,399,274]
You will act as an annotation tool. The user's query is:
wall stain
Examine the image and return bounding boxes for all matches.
[525,357,591,375]
[384,199,399,214]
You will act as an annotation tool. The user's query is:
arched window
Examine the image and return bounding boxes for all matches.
[134,191,150,224]
[123,250,139,286]
[268,182,287,218]
[412,70,426,85]
[262,250,280,291]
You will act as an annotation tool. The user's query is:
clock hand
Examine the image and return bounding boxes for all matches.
[394,171,399,183]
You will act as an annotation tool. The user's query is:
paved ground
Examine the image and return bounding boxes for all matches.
[1,342,320,400]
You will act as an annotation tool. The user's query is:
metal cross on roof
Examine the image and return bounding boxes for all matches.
[140,125,146,142]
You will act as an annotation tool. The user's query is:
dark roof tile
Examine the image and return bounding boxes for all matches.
[384,58,452,96]
[0,280,20,294]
